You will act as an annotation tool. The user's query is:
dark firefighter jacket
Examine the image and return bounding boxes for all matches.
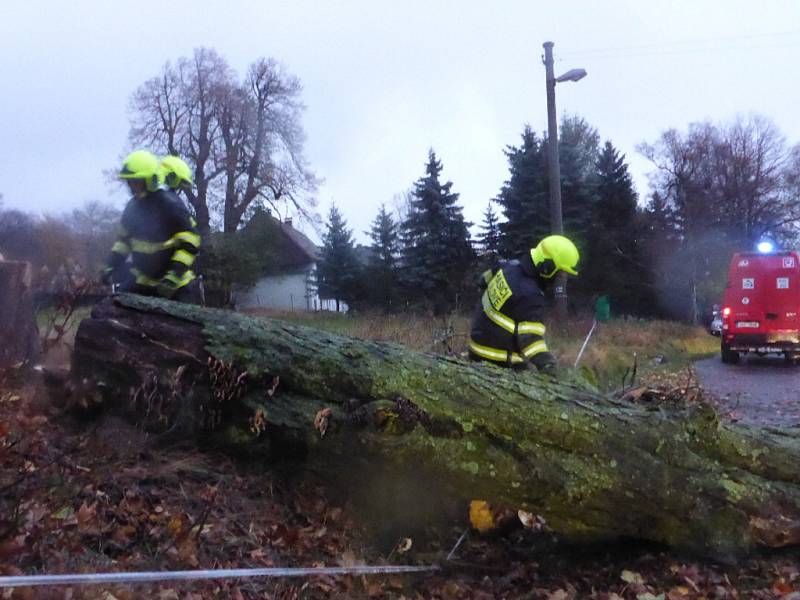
[468,259,556,370]
[106,189,200,292]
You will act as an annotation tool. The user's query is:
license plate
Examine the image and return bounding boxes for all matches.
[736,321,759,328]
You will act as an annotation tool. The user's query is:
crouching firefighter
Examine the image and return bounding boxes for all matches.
[102,150,202,303]
[468,235,580,375]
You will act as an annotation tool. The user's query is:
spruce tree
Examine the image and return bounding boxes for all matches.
[584,141,650,314]
[365,204,400,311]
[316,204,360,312]
[554,114,600,242]
[476,202,501,265]
[494,126,550,257]
[401,150,474,313]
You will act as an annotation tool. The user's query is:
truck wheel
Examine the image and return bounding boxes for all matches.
[784,353,799,365]
[721,344,739,364]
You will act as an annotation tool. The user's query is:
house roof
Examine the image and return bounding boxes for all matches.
[243,210,319,271]
[279,220,319,264]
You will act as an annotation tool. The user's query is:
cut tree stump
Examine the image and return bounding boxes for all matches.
[0,260,41,369]
[70,294,800,558]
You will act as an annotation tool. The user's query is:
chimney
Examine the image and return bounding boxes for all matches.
[284,217,293,228]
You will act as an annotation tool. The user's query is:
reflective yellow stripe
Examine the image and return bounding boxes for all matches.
[130,231,200,255]
[481,291,516,333]
[172,249,196,266]
[112,241,130,255]
[482,269,493,285]
[468,339,524,364]
[163,270,195,288]
[131,238,168,254]
[190,217,198,228]
[170,231,201,248]
[521,340,549,358]
[518,321,546,336]
[131,268,160,287]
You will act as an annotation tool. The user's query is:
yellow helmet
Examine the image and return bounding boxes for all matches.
[160,155,193,190]
[119,150,162,192]
[531,235,580,278]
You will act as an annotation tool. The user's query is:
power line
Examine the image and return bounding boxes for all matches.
[559,41,800,62]
[558,29,800,56]
[557,30,800,61]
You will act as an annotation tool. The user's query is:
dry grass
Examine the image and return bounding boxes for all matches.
[245,308,473,355]
[246,309,719,390]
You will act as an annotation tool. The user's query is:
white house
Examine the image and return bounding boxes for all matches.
[235,214,343,312]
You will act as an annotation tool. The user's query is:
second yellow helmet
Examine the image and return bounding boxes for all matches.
[160,155,193,190]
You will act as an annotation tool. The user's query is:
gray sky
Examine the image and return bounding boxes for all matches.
[2,0,799,243]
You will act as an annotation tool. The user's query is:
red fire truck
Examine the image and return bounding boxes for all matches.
[720,250,800,364]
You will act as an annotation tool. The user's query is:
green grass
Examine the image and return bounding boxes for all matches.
[245,308,719,390]
[549,318,719,389]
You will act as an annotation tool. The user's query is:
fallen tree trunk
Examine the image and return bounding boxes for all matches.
[0,260,41,369]
[70,295,800,557]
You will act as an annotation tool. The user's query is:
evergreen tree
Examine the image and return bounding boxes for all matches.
[316,204,360,312]
[581,142,642,313]
[553,114,600,241]
[476,202,501,265]
[494,126,550,257]
[365,204,400,311]
[401,150,474,313]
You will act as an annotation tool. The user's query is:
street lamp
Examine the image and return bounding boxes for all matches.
[542,41,587,317]
[555,68,587,83]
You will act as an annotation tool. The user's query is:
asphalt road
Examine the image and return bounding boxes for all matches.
[694,354,800,428]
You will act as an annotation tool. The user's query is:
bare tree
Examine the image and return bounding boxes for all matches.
[66,200,121,271]
[127,48,318,236]
[638,115,800,322]
[712,115,790,241]
[639,115,795,244]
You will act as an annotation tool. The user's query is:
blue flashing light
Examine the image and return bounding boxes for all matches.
[757,241,774,254]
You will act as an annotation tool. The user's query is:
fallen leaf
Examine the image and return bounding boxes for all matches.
[518,509,535,528]
[76,501,98,533]
[314,408,333,437]
[168,514,187,537]
[469,500,495,533]
[518,510,547,531]
[112,525,137,546]
[621,570,646,585]
[366,580,384,597]
[666,586,691,599]
[773,578,796,595]
[396,537,412,554]
[51,505,74,520]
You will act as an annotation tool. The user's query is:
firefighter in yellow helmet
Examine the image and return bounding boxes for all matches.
[468,235,580,374]
[160,155,193,191]
[102,150,202,303]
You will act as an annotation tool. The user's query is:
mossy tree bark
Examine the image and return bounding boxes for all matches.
[0,260,41,369]
[71,295,800,557]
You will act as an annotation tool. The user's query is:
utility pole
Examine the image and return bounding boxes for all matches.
[542,41,567,317]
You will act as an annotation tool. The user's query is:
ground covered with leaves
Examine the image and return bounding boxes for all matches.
[1,368,799,599]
